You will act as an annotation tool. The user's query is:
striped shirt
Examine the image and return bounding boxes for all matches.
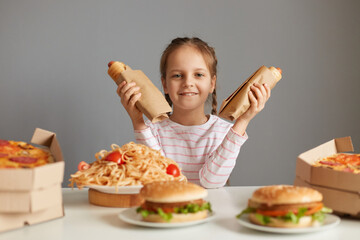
[134,115,248,188]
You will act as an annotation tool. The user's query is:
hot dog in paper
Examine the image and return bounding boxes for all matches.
[108,61,172,123]
[219,66,282,121]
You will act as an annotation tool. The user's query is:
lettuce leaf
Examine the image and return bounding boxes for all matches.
[137,202,212,222]
[157,208,173,221]
[255,213,271,225]
[236,207,255,219]
[312,207,333,223]
[236,206,333,225]
[282,207,307,223]
[174,202,212,214]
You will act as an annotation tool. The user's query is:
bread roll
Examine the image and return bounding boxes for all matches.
[269,66,282,82]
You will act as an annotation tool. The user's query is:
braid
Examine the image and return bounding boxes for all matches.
[211,89,218,115]
[165,93,173,116]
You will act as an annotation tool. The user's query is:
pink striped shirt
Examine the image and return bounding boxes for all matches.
[134,115,248,188]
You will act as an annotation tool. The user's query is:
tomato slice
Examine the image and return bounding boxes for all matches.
[161,207,175,213]
[105,151,123,165]
[305,203,323,215]
[78,161,90,171]
[256,209,292,217]
[166,164,180,177]
[256,202,323,217]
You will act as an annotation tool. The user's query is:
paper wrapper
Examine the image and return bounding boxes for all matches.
[109,66,172,123]
[219,66,280,121]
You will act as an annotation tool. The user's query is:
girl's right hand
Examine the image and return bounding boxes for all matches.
[117,81,145,127]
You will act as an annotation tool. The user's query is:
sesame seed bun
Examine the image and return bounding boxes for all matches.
[140,181,207,203]
[251,185,323,205]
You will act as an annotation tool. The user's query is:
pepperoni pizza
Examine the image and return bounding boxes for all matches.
[0,139,54,168]
[313,153,360,174]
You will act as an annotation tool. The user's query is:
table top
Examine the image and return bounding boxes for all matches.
[0,187,358,240]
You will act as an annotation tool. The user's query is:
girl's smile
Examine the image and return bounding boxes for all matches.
[179,92,198,96]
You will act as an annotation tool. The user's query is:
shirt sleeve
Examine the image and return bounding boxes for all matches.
[199,128,248,188]
[133,122,164,155]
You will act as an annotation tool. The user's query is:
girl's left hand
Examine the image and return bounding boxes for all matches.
[232,83,271,136]
[241,83,271,122]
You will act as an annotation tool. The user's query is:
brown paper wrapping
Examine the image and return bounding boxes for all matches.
[109,67,172,123]
[219,66,280,121]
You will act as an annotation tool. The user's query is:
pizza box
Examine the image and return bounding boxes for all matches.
[295,136,359,193]
[0,202,64,233]
[294,176,360,217]
[0,128,65,232]
[0,128,65,191]
[0,184,62,213]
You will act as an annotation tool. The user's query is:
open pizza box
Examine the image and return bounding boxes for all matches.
[0,128,64,232]
[294,136,360,217]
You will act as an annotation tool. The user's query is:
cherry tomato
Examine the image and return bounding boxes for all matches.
[78,161,90,171]
[105,151,123,165]
[166,164,180,177]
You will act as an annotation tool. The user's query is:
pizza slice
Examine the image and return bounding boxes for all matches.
[0,139,54,168]
[313,153,360,174]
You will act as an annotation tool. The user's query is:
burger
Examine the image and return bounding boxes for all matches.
[136,181,212,223]
[237,185,332,228]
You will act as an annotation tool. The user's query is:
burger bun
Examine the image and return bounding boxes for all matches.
[140,181,207,203]
[249,213,320,228]
[251,185,322,205]
[143,210,208,223]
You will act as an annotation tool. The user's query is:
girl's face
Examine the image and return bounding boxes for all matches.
[162,45,216,114]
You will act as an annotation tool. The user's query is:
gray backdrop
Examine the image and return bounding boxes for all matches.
[1,0,359,188]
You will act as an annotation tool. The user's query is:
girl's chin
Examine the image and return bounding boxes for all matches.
[172,104,205,112]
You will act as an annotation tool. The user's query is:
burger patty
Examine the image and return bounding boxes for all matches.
[141,199,205,212]
[248,199,322,212]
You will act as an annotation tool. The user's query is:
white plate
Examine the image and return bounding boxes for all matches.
[119,208,216,228]
[85,185,143,194]
[237,214,340,234]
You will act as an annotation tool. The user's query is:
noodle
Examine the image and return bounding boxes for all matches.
[69,142,187,189]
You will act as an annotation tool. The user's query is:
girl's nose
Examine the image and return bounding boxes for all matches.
[183,75,194,87]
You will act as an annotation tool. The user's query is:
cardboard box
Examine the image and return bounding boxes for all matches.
[0,128,65,232]
[294,136,360,216]
[0,203,64,232]
[0,128,64,191]
[0,184,62,213]
[294,176,360,217]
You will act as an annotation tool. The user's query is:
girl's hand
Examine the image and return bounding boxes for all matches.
[117,81,146,129]
[241,83,271,121]
[232,83,271,135]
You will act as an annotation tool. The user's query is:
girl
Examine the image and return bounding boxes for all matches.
[117,37,271,188]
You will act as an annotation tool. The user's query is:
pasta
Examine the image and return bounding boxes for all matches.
[69,142,187,189]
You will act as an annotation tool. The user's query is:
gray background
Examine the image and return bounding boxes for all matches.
[1,0,359,188]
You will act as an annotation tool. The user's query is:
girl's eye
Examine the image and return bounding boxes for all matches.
[195,73,204,77]
[172,74,182,78]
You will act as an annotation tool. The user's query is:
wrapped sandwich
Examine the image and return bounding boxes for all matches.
[108,61,172,123]
[219,66,282,121]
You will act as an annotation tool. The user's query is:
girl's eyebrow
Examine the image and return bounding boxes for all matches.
[168,69,182,72]
[194,68,207,72]
[169,68,207,72]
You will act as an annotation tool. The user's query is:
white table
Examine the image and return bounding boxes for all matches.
[0,187,358,240]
